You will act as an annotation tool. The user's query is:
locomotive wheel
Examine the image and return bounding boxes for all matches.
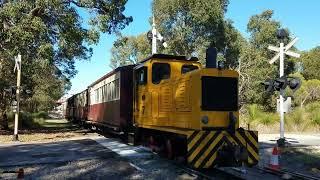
[166,139,174,159]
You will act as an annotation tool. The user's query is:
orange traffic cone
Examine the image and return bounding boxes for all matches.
[269,146,280,170]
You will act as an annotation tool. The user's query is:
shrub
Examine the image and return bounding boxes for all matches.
[7,111,41,129]
[246,104,263,124]
[285,107,313,132]
[310,111,320,126]
[304,102,320,129]
[32,111,48,119]
[305,102,320,113]
[241,101,320,132]
[287,108,305,125]
[259,112,278,126]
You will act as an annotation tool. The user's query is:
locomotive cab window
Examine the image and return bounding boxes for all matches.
[152,63,170,84]
[136,66,148,85]
[181,64,198,74]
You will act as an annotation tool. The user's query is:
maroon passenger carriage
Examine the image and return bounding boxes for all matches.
[73,90,89,123]
[85,65,134,135]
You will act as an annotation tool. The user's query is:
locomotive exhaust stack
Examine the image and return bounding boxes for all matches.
[205,47,217,68]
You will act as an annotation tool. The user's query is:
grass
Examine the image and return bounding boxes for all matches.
[6,111,74,130]
[241,102,320,133]
[0,111,93,143]
[1,117,93,143]
[31,118,74,129]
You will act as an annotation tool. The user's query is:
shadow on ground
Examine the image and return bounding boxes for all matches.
[0,139,137,179]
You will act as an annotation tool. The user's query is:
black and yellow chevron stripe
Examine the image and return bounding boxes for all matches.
[186,129,259,168]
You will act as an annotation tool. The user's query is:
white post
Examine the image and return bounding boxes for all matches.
[279,43,285,140]
[13,54,21,141]
[152,16,157,54]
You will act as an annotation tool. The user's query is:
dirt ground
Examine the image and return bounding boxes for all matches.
[281,146,320,177]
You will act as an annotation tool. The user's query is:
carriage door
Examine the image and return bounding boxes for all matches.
[134,66,148,123]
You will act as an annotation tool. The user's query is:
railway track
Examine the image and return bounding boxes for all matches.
[171,160,245,180]
[176,163,320,180]
[93,133,247,179]
[94,132,319,180]
[257,166,320,180]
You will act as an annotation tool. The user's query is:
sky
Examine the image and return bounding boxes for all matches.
[68,0,320,96]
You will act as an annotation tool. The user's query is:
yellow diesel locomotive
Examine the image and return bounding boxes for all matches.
[132,48,258,168]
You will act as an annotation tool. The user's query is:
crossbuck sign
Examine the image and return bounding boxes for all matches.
[268,38,301,64]
[268,37,300,141]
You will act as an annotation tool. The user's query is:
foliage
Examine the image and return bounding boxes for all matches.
[246,104,262,125]
[285,107,314,132]
[241,104,278,129]
[310,111,320,126]
[7,111,38,129]
[300,46,320,80]
[0,0,132,129]
[32,111,49,119]
[294,78,320,107]
[241,102,320,133]
[152,0,242,66]
[110,33,151,69]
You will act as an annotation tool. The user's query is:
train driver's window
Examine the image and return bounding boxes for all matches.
[136,66,147,85]
[152,63,170,84]
[181,64,198,74]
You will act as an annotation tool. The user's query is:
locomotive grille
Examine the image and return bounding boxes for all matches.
[201,76,238,111]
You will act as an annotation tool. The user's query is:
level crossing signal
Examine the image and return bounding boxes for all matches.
[261,76,301,93]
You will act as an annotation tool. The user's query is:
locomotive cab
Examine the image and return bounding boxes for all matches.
[133,52,258,168]
[133,53,238,132]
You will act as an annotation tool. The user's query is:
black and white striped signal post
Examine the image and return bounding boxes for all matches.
[268,29,300,146]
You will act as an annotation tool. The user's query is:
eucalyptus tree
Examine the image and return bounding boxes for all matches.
[300,46,320,80]
[152,0,242,66]
[0,0,132,129]
[110,33,151,69]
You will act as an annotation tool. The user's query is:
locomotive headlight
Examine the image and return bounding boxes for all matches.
[201,116,209,124]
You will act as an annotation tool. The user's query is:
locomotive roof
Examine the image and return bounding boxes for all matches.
[139,54,198,63]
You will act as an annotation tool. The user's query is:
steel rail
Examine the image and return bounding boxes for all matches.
[257,166,320,180]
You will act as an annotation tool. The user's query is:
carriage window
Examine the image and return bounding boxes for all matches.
[181,64,198,74]
[136,67,148,85]
[152,63,170,84]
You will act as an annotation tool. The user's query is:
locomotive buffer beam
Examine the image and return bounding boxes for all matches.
[186,128,259,169]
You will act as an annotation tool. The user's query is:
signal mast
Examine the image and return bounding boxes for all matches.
[263,29,301,146]
[148,16,167,54]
